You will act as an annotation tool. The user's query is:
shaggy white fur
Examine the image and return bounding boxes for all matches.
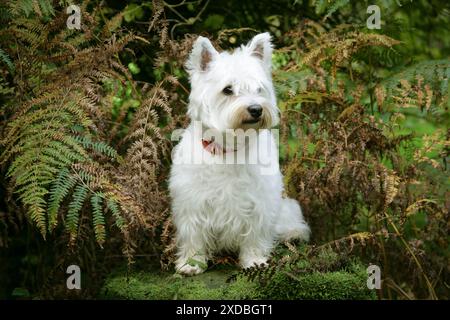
[169,33,310,275]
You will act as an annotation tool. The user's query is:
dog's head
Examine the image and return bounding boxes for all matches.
[185,33,279,132]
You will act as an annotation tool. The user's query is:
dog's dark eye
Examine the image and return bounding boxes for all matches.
[257,87,262,94]
[222,86,233,96]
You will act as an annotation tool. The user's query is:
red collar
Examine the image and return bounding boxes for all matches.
[201,139,236,155]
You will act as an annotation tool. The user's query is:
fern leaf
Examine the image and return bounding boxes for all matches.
[66,184,89,243]
[37,0,54,17]
[0,48,14,72]
[48,168,76,231]
[382,59,450,93]
[324,0,350,20]
[91,192,106,246]
[11,0,34,17]
[107,198,126,230]
[75,136,118,159]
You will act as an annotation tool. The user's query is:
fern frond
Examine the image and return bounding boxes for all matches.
[381,59,450,94]
[1,2,158,256]
[10,0,34,17]
[37,0,54,17]
[91,192,106,246]
[12,17,49,49]
[324,0,350,20]
[8,0,54,18]
[107,198,126,230]
[47,168,76,231]
[75,135,118,159]
[0,48,14,72]
[66,184,89,243]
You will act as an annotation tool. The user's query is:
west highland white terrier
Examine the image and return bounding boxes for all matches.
[169,33,310,275]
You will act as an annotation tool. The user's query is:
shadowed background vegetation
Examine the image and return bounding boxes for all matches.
[0,0,448,299]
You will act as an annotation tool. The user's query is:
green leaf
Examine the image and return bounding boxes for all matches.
[124,4,144,23]
[203,14,224,30]
[91,192,106,246]
[12,287,30,298]
[314,0,327,15]
[107,198,126,229]
[66,185,89,240]
[324,0,350,20]
[48,168,77,231]
[0,48,15,72]
[128,62,141,75]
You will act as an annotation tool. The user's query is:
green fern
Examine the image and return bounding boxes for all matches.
[9,0,54,18]
[37,0,54,17]
[91,192,106,246]
[107,198,126,230]
[381,59,450,94]
[11,0,34,17]
[66,184,89,242]
[75,135,118,159]
[324,0,350,20]
[309,0,350,19]
[0,74,129,243]
[47,165,127,245]
[0,48,14,72]
[48,168,77,232]
[379,59,450,110]
[2,94,91,236]
[311,0,327,15]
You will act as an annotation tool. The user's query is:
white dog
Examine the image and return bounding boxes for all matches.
[169,33,310,276]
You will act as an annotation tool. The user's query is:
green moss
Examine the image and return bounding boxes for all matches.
[101,266,260,300]
[101,259,376,300]
[260,263,376,300]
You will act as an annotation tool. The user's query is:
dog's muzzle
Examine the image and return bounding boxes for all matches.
[243,104,263,124]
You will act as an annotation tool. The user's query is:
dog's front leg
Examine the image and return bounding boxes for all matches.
[239,240,271,269]
[175,223,208,276]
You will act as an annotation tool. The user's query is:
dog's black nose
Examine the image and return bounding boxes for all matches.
[247,104,262,119]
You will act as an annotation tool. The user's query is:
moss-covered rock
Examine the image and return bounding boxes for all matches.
[259,262,376,299]
[101,266,260,300]
[257,246,377,299]
[100,260,376,300]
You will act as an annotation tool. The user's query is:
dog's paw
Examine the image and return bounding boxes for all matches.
[175,256,207,276]
[176,263,205,276]
[240,256,268,269]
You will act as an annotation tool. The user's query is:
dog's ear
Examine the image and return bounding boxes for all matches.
[246,32,273,71]
[186,36,218,75]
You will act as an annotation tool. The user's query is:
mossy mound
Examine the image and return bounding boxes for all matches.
[255,247,377,300]
[101,260,376,300]
[101,266,260,300]
[260,263,376,299]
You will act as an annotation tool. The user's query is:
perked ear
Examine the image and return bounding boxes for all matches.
[186,36,219,75]
[246,32,273,70]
